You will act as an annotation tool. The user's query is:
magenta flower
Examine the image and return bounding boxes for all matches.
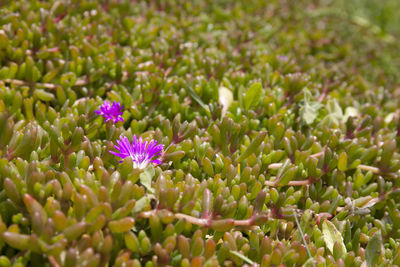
[95,101,124,123]
[110,135,164,169]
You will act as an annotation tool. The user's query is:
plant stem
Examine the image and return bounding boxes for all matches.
[48,256,60,267]
[138,209,262,228]
[356,164,398,179]
[265,179,312,187]
[357,164,380,173]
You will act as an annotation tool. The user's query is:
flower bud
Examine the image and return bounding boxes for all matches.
[237,131,267,162]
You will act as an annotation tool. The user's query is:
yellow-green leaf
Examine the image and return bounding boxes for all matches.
[244,82,262,110]
[366,230,382,267]
[322,220,346,256]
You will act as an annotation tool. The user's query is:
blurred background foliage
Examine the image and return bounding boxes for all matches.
[0,0,400,266]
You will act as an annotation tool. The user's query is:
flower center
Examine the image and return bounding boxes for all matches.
[130,153,149,169]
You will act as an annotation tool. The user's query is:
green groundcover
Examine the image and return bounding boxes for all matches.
[0,0,400,266]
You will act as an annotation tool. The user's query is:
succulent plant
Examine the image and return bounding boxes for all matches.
[95,101,124,123]
[0,0,400,266]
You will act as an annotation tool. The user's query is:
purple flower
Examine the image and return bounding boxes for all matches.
[278,55,289,62]
[95,101,124,123]
[110,135,164,169]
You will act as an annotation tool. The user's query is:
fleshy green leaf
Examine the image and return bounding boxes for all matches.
[365,230,382,267]
[244,82,262,110]
[302,257,316,267]
[139,165,155,193]
[34,89,54,102]
[237,131,267,162]
[185,84,211,117]
[277,166,297,186]
[133,196,150,214]
[322,220,346,256]
[337,152,348,171]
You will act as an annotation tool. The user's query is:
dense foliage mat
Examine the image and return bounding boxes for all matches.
[0,0,400,266]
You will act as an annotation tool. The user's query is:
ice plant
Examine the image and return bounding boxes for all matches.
[110,135,164,169]
[95,101,124,123]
